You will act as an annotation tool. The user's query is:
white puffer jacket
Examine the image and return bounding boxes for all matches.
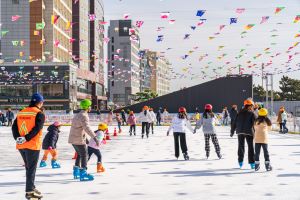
[168,116,193,134]
[139,110,153,123]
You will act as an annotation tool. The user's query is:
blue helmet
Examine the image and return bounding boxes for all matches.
[31,93,44,103]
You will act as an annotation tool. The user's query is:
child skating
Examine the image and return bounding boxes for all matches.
[194,104,222,159]
[88,123,106,173]
[115,113,122,133]
[127,111,137,136]
[167,107,193,160]
[254,108,273,171]
[40,121,62,168]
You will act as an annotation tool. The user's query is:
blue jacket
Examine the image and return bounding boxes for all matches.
[6,111,14,120]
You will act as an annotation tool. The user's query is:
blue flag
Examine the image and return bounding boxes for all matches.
[230,18,237,24]
[196,10,206,17]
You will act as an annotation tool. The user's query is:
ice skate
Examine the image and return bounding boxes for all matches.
[217,152,222,159]
[265,161,272,171]
[39,160,47,168]
[142,134,144,139]
[80,169,94,181]
[183,153,189,160]
[73,166,80,179]
[255,162,260,171]
[239,162,243,168]
[51,160,61,169]
[97,163,105,173]
[25,190,43,200]
[250,163,255,169]
[206,152,209,159]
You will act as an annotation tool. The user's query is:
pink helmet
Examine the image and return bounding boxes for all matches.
[53,121,62,127]
[205,104,213,110]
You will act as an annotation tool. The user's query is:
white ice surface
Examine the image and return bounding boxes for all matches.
[0,125,300,200]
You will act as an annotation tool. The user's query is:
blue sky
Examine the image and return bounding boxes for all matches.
[103,0,300,92]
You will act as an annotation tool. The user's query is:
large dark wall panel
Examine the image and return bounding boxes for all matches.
[119,75,253,113]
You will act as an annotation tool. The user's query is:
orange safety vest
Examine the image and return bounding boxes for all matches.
[16,107,43,150]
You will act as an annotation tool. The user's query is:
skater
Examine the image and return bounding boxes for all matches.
[115,113,122,133]
[156,108,162,126]
[12,93,45,199]
[139,106,152,139]
[39,121,62,169]
[127,111,137,136]
[277,107,288,134]
[229,105,238,127]
[0,110,6,126]
[254,108,273,171]
[149,108,156,134]
[106,110,113,125]
[231,99,256,169]
[167,107,193,160]
[222,107,229,126]
[88,123,106,173]
[194,110,201,122]
[6,107,14,127]
[194,104,222,159]
[162,108,169,124]
[68,99,99,181]
[121,109,127,125]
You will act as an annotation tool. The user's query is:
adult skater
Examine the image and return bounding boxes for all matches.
[222,107,229,126]
[121,109,127,126]
[231,99,256,169]
[194,104,222,159]
[149,108,156,134]
[6,107,14,126]
[229,105,238,127]
[156,108,162,126]
[162,108,169,124]
[12,93,45,200]
[68,99,99,181]
[167,107,193,160]
[139,106,152,139]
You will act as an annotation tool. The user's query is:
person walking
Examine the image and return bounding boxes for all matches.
[229,105,238,127]
[231,99,257,169]
[222,107,229,126]
[194,104,222,159]
[149,108,156,134]
[121,109,127,126]
[12,93,45,199]
[277,107,288,134]
[139,106,152,139]
[0,110,6,126]
[167,107,193,160]
[254,108,273,171]
[6,107,14,126]
[156,108,162,126]
[162,108,169,124]
[127,111,137,136]
[68,99,99,181]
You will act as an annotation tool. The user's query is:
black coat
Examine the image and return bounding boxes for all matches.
[231,109,256,136]
[0,114,6,123]
[229,108,238,121]
[42,125,60,150]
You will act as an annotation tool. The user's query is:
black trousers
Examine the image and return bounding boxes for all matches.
[122,117,126,125]
[255,143,270,162]
[173,132,188,158]
[72,144,88,169]
[157,117,161,126]
[237,134,255,163]
[19,149,40,192]
[142,122,150,135]
[88,146,102,163]
[150,122,154,133]
[129,125,136,135]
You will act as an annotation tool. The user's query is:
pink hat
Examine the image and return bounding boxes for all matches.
[53,121,62,127]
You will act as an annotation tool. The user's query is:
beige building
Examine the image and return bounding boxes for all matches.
[148,51,171,96]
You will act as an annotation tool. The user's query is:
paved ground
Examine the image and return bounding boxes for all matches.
[0,125,300,200]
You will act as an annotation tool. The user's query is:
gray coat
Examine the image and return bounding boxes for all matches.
[68,111,96,145]
[195,114,217,134]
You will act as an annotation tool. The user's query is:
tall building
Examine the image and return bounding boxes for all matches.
[107,20,141,106]
[0,0,106,110]
[148,51,171,96]
[139,50,152,92]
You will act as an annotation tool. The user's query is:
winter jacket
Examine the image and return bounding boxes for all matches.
[168,116,193,134]
[121,111,126,119]
[127,114,137,125]
[195,114,217,134]
[254,121,271,144]
[88,130,105,149]
[149,111,156,123]
[139,110,153,123]
[231,109,256,136]
[229,109,238,121]
[277,111,282,123]
[156,111,162,119]
[0,113,6,124]
[281,112,288,122]
[42,125,60,150]
[68,110,96,145]
[6,111,14,120]
[222,110,229,119]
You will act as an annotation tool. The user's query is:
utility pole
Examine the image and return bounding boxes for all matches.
[265,73,274,115]
[261,63,264,87]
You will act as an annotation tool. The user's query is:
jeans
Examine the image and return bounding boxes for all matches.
[72,145,88,169]
[282,120,288,133]
[156,117,161,126]
[223,117,228,126]
[7,119,13,126]
[173,132,188,158]
[88,146,102,163]
[238,134,255,164]
[255,143,270,162]
[117,122,121,131]
[141,122,149,136]
[129,125,136,135]
[19,149,40,192]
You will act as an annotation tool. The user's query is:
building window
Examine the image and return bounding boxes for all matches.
[111,71,114,77]
[12,0,19,4]
[111,81,114,87]
[37,84,64,97]
[112,37,114,43]
[112,45,114,52]
[111,54,114,60]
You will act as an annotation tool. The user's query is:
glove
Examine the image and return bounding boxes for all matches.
[94,137,100,146]
[16,137,26,145]
[48,146,53,150]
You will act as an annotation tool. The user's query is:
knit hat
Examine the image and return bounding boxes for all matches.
[31,93,44,103]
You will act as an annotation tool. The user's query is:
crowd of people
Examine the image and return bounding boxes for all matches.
[7,93,295,199]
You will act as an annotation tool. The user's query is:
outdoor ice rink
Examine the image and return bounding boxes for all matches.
[0,125,299,200]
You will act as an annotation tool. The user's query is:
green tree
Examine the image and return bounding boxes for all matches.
[134,89,158,102]
[279,76,300,100]
[253,84,266,102]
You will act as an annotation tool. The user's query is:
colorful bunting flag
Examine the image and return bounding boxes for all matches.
[236,8,245,14]
[123,13,130,19]
[33,30,40,35]
[88,14,96,21]
[294,15,300,23]
[275,7,285,14]
[169,20,176,24]
[11,15,21,22]
[51,15,60,24]
[1,30,9,37]
[244,24,255,30]
[219,25,225,31]
[36,22,45,30]
[136,21,144,28]
[260,16,269,24]
[196,10,206,17]
[160,12,170,19]
[230,18,237,24]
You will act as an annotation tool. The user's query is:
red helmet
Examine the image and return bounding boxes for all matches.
[178,107,186,113]
[205,104,213,110]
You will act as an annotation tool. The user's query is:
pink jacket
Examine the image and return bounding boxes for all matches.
[127,115,137,125]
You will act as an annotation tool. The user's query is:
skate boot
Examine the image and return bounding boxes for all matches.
[206,152,209,159]
[39,160,47,168]
[239,162,243,168]
[183,153,190,160]
[217,152,222,159]
[265,161,272,171]
[134,132,136,136]
[51,160,61,169]
[255,161,260,171]
[25,190,43,200]
[80,169,94,181]
[250,163,255,169]
[142,134,144,139]
[97,162,105,173]
[73,166,80,179]
[146,134,149,138]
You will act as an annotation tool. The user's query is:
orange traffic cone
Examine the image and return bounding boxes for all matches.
[105,129,111,140]
[72,152,78,160]
[113,128,117,136]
